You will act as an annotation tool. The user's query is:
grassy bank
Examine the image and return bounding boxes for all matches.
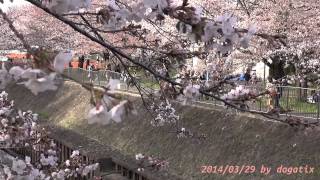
[6,81,320,180]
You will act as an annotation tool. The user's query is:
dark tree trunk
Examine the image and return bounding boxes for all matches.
[298,78,308,102]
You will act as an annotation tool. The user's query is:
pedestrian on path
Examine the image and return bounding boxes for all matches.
[88,64,94,83]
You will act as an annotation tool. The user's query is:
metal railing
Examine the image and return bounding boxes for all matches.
[4,142,97,180]
[276,86,320,119]
[63,68,320,121]
[64,68,126,87]
[3,134,153,180]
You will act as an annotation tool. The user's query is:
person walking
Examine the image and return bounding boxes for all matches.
[243,68,251,82]
[105,63,112,81]
[238,68,251,86]
[115,64,121,73]
[88,64,94,83]
[312,91,320,103]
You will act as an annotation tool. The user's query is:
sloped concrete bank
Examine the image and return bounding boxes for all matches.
[6,81,320,180]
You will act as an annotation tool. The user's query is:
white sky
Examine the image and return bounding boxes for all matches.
[0,0,29,12]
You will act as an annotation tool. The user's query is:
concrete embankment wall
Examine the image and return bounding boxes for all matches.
[6,81,320,180]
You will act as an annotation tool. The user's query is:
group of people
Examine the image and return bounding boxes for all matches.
[223,67,281,112]
[84,58,319,113]
[222,68,260,85]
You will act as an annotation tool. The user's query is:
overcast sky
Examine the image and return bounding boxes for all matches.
[1,0,29,12]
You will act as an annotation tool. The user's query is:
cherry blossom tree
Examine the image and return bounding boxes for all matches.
[1,0,319,178]
[0,5,103,54]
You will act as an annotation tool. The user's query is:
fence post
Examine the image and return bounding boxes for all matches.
[68,68,71,78]
[259,99,262,111]
[286,87,289,116]
[82,68,85,84]
[97,71,101,86]
[258,86,262,111]
[317,90,320,122]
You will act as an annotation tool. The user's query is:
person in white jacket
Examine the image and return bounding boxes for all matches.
[88,64,94,83]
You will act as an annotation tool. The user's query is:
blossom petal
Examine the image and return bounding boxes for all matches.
[53,51,73,73]
[9,66,25,81]
[19,73,57,95]
[110,100,127,123]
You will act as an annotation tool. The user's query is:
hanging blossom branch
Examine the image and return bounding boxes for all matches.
[1,3,137,125]
[0,0,313,136]
[0,8,137,179]
[15,0,316,129]
[0,1,242,136]
[0,6,315,177]
[3,2,311,178]
[43,0,286,60]
[78,13,153,123]
[24,0,178,84]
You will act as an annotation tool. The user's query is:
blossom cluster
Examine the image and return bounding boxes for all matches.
[0,91,37,148]
[0,91,99,180]
[150,100,179,127]
[135,153,169,172]
[0,149,99,179]
[183,84,200,99]
[44,0,91,14]
[43,0,255,53]
[177,127,192,138]
[2,0,260,121]
[221,85,255,101]
[87,79,137,125]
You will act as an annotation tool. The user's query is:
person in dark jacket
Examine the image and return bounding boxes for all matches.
[243,68,251,81]
[115,64,121,73]
[86,59,90,70]
[78,55,85,69]
[239,68,251,83]
[312,91,320,103]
